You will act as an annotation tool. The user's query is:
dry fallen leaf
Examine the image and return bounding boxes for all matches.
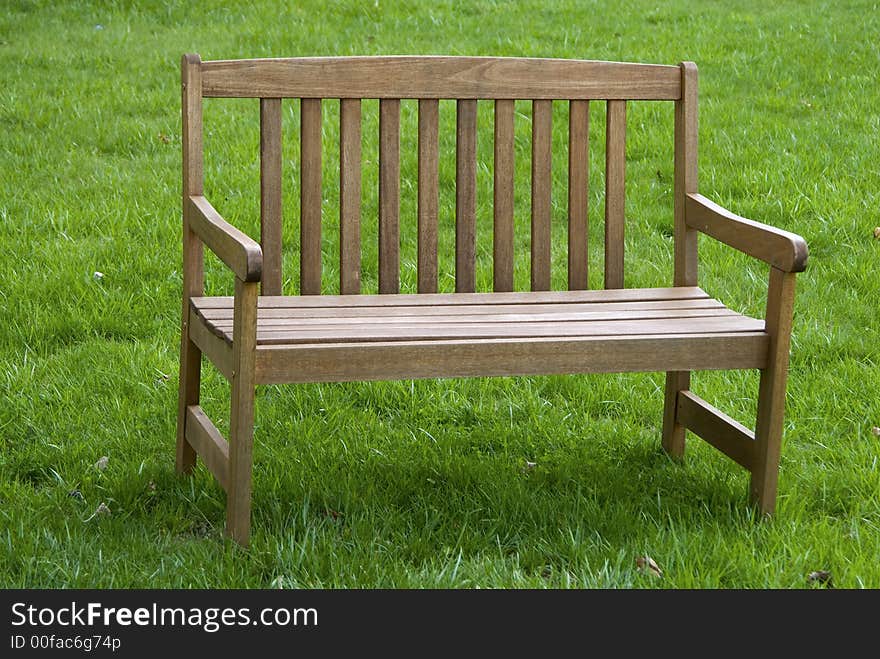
[874,227,880,239]
[94,456,109,471]
[635,555,662,578]
[808,570,832,587]
[871,426,880,437]
[158,133,171,144]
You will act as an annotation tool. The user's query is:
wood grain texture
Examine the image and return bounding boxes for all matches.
[663,62,699,458]
[187,195,262,282]
[604,100,626,289]
[205,306,740,328]
[177,53,204,475]
[195,298,728,321]
[182,55,204,202]
[456,99,477,293]
[300,98,323,295]
[674,62,698,287]
[226,279,258,546]
[568,100,589,290]
[201,56,682,100]
[193,286,712,309]
[259,97,283,295]
[493,99,515,292]
[530,100,552,291]
[662,371,691,457]
[185,405,230,492]
[750,267,797,515]
[255,332,768,385]
[339,98,362,295]
[379,99,401,294]
[207,308,738,332]
[677,390,756,470]
[418,99,439,293]
[220,316,764,345]
[686,194,808,272]
[191,289,762,347]
[188,305,234,380]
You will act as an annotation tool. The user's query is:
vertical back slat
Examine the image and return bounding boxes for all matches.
[674,62,699,286]
[339,98,362,295]
[604,99,626,289]
[455,99,478,293]
[568,100,589,290]
[493,99,515,292]
[300,98,322,295]
[530,100,552,291]
[379,99,401,294]
[418,99,439,293]
[259,98,283,296]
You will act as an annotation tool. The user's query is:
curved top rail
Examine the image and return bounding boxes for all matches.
[197,55,681,100]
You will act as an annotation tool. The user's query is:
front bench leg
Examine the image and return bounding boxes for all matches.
[661,268,797,516]
[227,278,259,546]
[750,267,796,515]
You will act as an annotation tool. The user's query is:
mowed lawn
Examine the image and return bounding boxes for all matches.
[1,0,878,588]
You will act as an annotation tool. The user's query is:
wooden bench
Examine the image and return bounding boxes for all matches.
[175,54,808,546]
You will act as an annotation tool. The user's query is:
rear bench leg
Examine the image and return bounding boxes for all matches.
[750,268,796,515]
[176,322,201,474]
[227,278,259,546]
[662,371,690,458]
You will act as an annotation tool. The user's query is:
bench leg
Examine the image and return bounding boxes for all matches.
[750,268,796,515]
[662,371,690,458]
[226,279,259,546]
[176,331,201,475]
[227,371,256,545]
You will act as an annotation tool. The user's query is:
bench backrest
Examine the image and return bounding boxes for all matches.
[182,55,699,296]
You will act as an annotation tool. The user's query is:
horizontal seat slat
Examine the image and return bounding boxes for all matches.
[249,316,763,345]
[200,56,681,100]
[203,308,736,329]
[193,312,761,345]
[194,298,726,321]
[191,286,710,309]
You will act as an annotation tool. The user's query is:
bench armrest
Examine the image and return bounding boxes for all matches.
[187,195,263,282]
[686,193,808,273]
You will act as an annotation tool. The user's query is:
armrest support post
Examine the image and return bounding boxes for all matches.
[750,267,797,514]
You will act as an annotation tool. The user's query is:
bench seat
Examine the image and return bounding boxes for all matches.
[188,286,768,385]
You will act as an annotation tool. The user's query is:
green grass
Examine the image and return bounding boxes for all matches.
[1,0,879,588]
